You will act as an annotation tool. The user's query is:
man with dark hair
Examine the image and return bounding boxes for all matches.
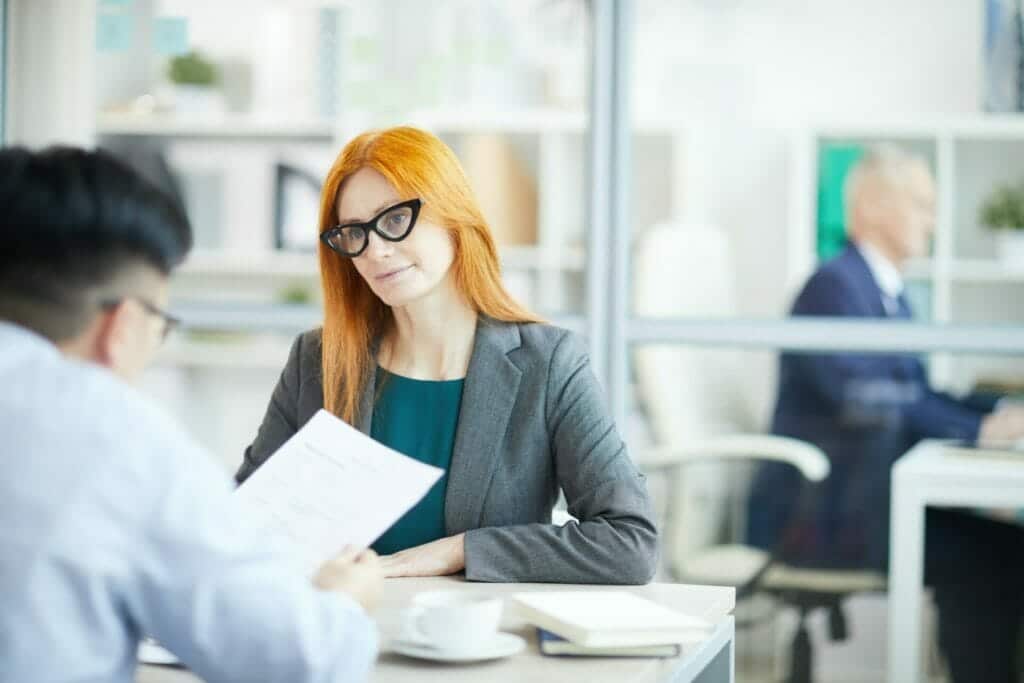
[0,147,382,682]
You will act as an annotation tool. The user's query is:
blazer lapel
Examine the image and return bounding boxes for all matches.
[846,245,889,318]
[846,246,919,378]
[444,319,522,534]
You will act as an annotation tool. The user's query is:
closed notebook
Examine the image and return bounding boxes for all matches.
[537,628,681,657]
[512,591,712,648]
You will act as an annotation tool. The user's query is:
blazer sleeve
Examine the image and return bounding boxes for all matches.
[905,390,984,442]
[235,333,305,484]
[462,331,659,584]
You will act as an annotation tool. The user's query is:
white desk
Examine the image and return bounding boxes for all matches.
[888,441,1024,683]
[138,576,736,683]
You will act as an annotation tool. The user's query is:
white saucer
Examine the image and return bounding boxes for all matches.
[391,632,526,663]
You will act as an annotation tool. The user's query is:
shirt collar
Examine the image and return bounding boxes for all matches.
[855,241,904,300]
[0,320,59,355]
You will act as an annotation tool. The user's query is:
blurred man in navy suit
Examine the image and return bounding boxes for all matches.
[747,145,1024,683]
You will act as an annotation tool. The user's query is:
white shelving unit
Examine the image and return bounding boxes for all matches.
[793,117,1024,392]
[413,108,679,315]
[179,249,319,279]
[97,112,335,140]
[406,108,588,135]
[169,245,585,313]
[405,107,679,135]
[178,244,584,279]
[154,335,294,371]
[100,108,680,325]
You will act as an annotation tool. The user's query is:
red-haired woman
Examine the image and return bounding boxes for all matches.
[238,127,657,584]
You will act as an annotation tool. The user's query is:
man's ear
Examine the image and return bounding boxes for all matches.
[92,300,137,370]
[855,192,896,237]
[857,195,884,224]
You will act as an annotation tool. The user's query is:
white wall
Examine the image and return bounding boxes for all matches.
[633,0,983,317]
[6,0,96,147]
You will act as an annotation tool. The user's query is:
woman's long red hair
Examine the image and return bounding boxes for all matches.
[317,126,541,424]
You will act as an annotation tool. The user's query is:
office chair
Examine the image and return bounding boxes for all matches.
[639,437,886,683]
[632,222,886,683]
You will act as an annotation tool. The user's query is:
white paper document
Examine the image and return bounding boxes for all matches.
[138,638,180,667]
[234,408,444,575]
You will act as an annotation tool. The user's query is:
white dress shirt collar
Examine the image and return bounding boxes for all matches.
[0,320,59,357]
[856,240,904,301]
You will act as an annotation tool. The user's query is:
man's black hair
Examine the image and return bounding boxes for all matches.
[0,145,192,341]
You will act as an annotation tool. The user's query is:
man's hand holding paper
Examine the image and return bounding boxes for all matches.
[234,409,444,576]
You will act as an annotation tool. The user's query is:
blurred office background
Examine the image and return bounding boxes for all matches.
[5,1,1024,681]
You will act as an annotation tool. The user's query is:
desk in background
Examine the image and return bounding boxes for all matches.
[889,441,1024,683]
[138,576,736,683]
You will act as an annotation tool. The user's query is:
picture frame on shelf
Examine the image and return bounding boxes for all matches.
[274,162,323,252]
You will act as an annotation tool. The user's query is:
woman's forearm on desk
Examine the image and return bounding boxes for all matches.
[462,507,658,584]
[380,533,466,578]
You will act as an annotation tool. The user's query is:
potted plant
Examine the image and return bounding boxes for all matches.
[167,51,224,115]
[980,182,1024,264]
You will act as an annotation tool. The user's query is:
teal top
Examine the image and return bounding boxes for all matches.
[370,368,465,556]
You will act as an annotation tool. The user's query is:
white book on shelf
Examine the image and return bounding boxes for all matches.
[511,591,712,648]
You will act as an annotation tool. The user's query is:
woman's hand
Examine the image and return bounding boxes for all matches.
[379,533,466,578]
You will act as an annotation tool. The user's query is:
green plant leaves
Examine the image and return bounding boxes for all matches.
[980,182,1024,231]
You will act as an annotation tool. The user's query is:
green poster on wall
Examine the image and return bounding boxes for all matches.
[817,143,863,262]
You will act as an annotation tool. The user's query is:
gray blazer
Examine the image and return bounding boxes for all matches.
[236,317,658,584]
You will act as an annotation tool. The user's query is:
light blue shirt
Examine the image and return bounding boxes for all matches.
[0,322,377,683]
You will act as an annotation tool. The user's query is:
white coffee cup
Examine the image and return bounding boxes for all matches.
[400,590,503,652]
